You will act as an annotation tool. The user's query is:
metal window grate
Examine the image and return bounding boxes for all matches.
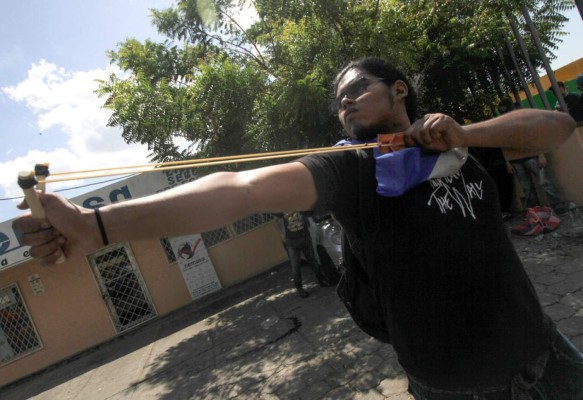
[158,213,275,253]
[160,238,177,264]
[201,227,231,248]
[0,284,41,366]
[233,213,275,235]
[91,246,156,332]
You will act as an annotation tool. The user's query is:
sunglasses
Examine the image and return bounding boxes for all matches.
[334,76,385,112]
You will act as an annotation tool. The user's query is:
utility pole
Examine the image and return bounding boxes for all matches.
[495,47,523,104]
[504,38,536,108]
[521,5,568,112]
[508,13,552,109]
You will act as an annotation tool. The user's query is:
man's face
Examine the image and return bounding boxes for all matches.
[335,68,398,140]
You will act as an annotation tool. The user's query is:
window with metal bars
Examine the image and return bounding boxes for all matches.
[200,227,231,248]
[158,213,274,255]
[0,284,41,366]
[233,213,275,235]
[160,238,177,264]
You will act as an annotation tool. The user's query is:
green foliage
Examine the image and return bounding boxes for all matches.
[97,40,265,165]
[97,0,574,163]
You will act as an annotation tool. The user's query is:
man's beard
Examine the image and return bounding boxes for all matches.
[349,122,391,141]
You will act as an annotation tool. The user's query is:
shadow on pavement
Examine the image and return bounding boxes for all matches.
[3,213,583,399]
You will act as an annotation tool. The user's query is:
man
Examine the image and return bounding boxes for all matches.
[277,212,325,297]
[552,81,580,112]
[14,57,582,398]
[508,152,566,212]
[499,99,567,215]
[569,74,583,122]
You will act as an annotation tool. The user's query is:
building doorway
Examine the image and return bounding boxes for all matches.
[88,244,156,333]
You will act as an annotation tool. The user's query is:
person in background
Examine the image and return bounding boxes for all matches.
[499,99,567,214]
[277,212,326,298]
[552,81,580,113]
[509,152,566,213]
[567,74,583,123]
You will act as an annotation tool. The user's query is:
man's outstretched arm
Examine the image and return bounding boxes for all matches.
[13,161,317,265]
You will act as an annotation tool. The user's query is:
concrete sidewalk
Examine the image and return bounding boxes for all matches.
[2,216,583,400]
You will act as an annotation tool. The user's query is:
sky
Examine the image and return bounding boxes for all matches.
[0,2,582,223]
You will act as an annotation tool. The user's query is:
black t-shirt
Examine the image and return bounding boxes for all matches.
[567,93,583,121]
[564,92,580,110]
[299,149,553,387]
[281,212,310,245]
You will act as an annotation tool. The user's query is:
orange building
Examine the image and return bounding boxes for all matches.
[521,56,583,103]
[0,169,288,386]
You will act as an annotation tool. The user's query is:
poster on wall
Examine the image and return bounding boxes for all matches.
[168,234,222,300]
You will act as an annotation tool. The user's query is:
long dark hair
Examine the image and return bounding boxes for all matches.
[333,57,418,123]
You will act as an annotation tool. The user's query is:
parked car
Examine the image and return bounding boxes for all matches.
[309,215,344,284]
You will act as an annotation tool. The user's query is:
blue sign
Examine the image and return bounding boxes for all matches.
[82,185,132,209]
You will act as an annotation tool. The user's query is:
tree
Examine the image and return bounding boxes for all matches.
[97,0,574,163]
[97,41,266,165]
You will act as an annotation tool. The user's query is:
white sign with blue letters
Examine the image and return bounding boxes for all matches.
[0,168,198,271]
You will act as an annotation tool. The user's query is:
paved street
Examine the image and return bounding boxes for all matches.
[1,214,582,400]
[509,214,583,350]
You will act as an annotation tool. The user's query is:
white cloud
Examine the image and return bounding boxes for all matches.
[0,60,151,220]
[2,60,143,155]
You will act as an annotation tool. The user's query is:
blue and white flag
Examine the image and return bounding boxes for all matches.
[336,139,468,197]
